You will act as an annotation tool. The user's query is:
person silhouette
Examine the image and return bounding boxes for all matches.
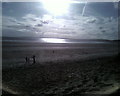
[32,55,36,64]
[53,50,54,53]
[25,57,28,63]
[25,56,30,63]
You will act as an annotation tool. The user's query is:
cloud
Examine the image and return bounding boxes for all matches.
[22,14,40,21]
[99,26,103,29]
[101,30,106,33]
[85,17,97,23]
[35,24,43,27]
[2,15,43,36]
[2,13,118,40]
[2,16,18,26]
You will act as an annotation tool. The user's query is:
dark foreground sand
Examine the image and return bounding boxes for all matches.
[2,54,120,95]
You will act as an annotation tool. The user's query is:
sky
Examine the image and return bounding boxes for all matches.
[1,1,119,40]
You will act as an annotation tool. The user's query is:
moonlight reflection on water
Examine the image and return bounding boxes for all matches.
[41,38,66,43]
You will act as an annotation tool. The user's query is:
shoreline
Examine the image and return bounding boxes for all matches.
[3,52,118,69]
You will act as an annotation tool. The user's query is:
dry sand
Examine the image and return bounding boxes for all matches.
[2,55,120,95]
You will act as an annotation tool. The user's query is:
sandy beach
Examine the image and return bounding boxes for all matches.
[2,38,120,95]
[2,1,119,95]
[2,38,118,68]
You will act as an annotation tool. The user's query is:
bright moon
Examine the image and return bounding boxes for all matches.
[41,0,70,16]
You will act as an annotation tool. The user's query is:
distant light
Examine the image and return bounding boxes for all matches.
[41,0,70,16]
[41,38,66,43]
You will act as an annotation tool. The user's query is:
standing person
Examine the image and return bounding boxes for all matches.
[25,57,28,63]
[53,50,54,53]
[32,55,36,64]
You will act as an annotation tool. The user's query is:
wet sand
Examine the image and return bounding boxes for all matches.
[2,40,118,68]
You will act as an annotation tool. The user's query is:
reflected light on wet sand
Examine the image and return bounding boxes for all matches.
[41,38,66,43]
